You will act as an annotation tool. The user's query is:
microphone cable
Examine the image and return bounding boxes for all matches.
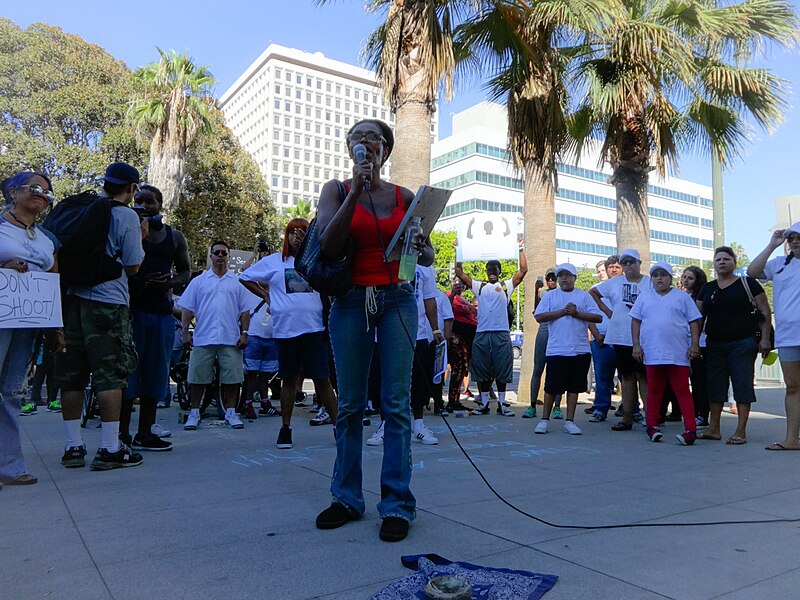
[360,185,800,531]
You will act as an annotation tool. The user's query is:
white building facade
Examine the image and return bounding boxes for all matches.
[219,44,437,211]
[432,102,714,270]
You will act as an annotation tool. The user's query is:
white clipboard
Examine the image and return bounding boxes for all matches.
[383,185,452,262]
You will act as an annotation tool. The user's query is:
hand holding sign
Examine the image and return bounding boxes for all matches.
[0,269,62,328]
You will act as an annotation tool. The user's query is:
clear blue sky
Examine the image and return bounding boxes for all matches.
[6,1,799,261]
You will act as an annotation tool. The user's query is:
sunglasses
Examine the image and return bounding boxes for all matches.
[19,184,55,202]
[787,234,800,243]
[348,132,386,144]
[620,258,637,266]
[211,250,229,257]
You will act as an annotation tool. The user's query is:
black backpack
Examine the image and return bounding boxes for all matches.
[42,190,126,287]
[479,281,515,329]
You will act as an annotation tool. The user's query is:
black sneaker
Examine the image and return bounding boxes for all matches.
[316,502,357,530]
[90,445,143,471]
[276,425,293,449]
[470,404,490,415]
[379,516,409,542]
[61,445,87,468]
[131,434,173,452]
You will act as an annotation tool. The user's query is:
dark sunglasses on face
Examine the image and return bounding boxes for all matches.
[620,258,637,266]
[19,184,55,202]
[212,250,229,257]
[787,234,800,243]
[348,132,386,144]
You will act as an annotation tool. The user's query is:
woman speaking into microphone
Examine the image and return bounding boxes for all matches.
[313,119,433,542]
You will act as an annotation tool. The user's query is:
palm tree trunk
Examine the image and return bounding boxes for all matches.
[517,162,556,405]
[148,138,187,213]
[390,100,432,192]
[613,169,650,265]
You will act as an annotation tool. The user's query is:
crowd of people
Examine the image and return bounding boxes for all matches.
[1,118,798,544]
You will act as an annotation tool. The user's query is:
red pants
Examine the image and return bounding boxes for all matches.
[645,365,695,432]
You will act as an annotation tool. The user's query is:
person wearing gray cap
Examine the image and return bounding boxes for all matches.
[533,263,602,435]
[590,248,650,431]
[750,225,800,450]
[56,162,147,471]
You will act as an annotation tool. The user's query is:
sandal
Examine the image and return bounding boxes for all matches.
[698,432,722,441]
[725,435,747,445]
[4,473,37,485]
[611,421,633,431]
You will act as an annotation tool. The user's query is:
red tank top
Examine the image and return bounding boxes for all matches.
[347,184,406,286]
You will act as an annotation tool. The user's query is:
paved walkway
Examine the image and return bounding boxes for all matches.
[4,385,800,599]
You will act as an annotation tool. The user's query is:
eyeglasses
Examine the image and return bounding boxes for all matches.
[211,250,229,257]
[19,184,55,202]
[348,132,386,144]
[787,234,800,243]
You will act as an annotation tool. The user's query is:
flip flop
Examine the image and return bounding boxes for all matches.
[3,473,37,485]
[725,436,747,445]
[698,432,722,441]
[765,443,800,451]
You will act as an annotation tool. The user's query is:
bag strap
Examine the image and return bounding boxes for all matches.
[249,298,267,317]
[740,275,757,310]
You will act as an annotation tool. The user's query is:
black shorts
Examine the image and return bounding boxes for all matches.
[613,345,646,377]
[276,331,330,380]
[544,354,591,395]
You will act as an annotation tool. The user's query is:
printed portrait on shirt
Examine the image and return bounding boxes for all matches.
[622,283,640,309]
[284,268,313,293]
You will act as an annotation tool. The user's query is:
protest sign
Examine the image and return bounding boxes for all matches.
[0,269,62,328]
[456,212,520,261]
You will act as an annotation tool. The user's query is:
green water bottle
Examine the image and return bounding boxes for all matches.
[398,216,423,281]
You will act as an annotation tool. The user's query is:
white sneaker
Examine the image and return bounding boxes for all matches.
[412,424,438,445]
[151,423,172,438]
[366,422,385,446]
[252,391,261,404]
[184,412,200,431]
[225,411,244,429]
[564,420,582,435]
[534,419,549,434]
[310,406,332,426]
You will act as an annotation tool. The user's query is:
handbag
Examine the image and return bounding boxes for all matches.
[294,181,353,297]
[740,276,774,348]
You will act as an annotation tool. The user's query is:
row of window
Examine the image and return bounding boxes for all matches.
[273,67,378,103]
[432,142,713,207]
[556,213,713,248]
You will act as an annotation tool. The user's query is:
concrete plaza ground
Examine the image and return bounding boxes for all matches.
[4,380,800,600]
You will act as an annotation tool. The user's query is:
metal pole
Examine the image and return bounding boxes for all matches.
[712,151,725,247]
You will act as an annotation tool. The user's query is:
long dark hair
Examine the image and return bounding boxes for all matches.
[683,266,708,299]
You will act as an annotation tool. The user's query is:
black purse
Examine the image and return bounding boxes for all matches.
[295,181,353,297]
[740,276,774,348]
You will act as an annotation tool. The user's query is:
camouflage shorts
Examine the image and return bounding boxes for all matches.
[55,296,138,393]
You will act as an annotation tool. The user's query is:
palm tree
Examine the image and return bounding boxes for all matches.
[570,0,798,264]
[457,0,616,403]
[286,198,315,220]
[316,0,473,192]
[130,48,215,212]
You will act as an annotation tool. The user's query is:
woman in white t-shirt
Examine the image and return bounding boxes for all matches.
[240,219,338,449]
[630,263,702,445]
[0,171,59,487]
[750,224,800,450]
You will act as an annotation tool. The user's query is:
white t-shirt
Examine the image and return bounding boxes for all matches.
[435,290,454,332]
[534,288,601,356]
[246,296,274,339]
[589,283,609,336]
[178,269,252,346]
[593,274,651,346]
[240,253,324,339]
[472,278,515,333]
[0,221,55,272]
[763,255,800,348]
[628,287,702,366]
[414,265,438,342]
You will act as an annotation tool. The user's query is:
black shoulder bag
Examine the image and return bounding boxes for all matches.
[740,275,774,348]
[295,181,353,298]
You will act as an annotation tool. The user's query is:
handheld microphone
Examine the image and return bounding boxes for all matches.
[353,143,371,191]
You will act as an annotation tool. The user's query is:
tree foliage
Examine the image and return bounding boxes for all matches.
[0,19,144,198]
[173,109,280,271]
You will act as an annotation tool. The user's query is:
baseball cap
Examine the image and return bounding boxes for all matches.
[783,222,800,238]
[649,262,673,276]
[555,263,577,277]
[104,162,140,185]
[620,248,641,262]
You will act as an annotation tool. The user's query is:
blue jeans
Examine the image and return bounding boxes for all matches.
[127,311,174,400]
[706,337,758,404]
[0,328,37,481]
[590,340,617,415]
[328,283,417,521]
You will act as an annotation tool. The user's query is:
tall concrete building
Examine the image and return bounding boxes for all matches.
[432,102,714,269]
[219,44,437,211]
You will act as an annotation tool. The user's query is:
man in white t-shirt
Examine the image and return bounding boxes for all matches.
[179,241,252,431]
[533,264,602,434]
[589,248,650,431]
[454,238,527,415]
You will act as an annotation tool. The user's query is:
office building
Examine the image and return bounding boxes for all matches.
[219,44,437,210]
[431,102,714,269]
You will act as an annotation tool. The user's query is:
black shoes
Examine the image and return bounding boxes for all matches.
[90,445,143,471]
[61,445,87,468]
[131,434,173,452]
[316,503,357,530]
[379,517,409,542]
[276,425,293,449]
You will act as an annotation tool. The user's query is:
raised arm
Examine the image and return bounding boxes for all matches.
[511,239,528,287]
[749,230,784,279]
